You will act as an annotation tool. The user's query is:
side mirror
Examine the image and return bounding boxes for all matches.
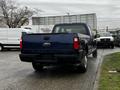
[94,34,100,38]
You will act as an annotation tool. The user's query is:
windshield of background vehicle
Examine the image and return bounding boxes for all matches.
[99,32,112,37]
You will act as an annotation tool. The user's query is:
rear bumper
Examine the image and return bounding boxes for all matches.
[19,52,83,65]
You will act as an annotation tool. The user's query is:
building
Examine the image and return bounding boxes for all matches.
[31,13,97,33]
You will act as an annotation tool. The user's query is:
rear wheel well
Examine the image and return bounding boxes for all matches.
[85,44,88,55]
[81,40,88,55]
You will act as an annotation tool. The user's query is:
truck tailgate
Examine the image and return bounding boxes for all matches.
[22,33,76,54]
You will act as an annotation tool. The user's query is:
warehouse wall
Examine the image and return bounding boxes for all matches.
[32,13,97,32]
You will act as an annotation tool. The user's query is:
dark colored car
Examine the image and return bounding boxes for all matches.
[114,30,120,46]
[19,23,97,73]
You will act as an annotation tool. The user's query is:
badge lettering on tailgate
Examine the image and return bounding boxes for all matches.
[43,42,51,47]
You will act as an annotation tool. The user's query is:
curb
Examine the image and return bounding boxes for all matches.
[93,50,104,90]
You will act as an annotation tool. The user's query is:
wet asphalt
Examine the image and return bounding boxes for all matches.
[0,48,120,90]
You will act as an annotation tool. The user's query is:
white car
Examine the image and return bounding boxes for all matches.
[95,32,114,48]
[0,28,30,51]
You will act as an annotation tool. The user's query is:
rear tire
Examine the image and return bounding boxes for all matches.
[118,43,120,47]
[111,44,114,49]
[32,62,44,72]
[76,55,88,73]
[92,49,97,58]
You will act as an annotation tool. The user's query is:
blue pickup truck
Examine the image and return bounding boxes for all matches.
[19,23,97,73]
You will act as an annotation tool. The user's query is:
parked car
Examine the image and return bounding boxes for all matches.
[95,32,114,48]
[113,30,120,46]
[0,28,30,51]
[19,23,97,73]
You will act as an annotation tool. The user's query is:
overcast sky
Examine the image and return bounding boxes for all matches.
[17,0,120,29]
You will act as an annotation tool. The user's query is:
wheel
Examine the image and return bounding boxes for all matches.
[0,45,3,51]
[92,49,97,58]
[118,42,120,47]
[111,44,114,49]
[32,62,44,71]
[118,43,120,47]
[76,55,88,73]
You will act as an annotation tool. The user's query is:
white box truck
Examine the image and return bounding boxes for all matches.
[0,28,30,51]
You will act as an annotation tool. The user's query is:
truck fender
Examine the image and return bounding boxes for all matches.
[80,40,88,54]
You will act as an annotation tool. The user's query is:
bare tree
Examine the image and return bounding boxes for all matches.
[0,0,35,28]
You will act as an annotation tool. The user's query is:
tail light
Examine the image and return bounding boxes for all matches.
[20,37,22,49]
[73,37,80,49]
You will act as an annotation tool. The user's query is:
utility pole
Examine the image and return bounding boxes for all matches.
[106,26,108,32]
